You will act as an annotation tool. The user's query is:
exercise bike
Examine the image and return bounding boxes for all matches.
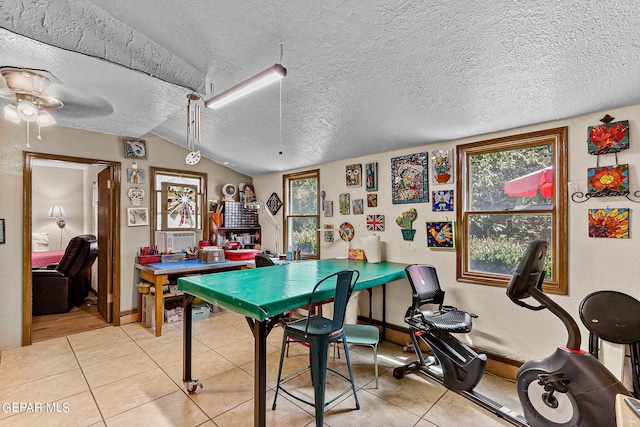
[393,240,630,426]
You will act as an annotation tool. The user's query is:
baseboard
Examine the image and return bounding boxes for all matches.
[120,310,138,325]
[359,317,522,381]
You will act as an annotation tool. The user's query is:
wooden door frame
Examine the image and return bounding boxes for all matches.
[22,152,121,346]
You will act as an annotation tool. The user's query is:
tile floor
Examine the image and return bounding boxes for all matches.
[0,310,522,426]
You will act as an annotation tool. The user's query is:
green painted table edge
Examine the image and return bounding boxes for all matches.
[178,258,409,321]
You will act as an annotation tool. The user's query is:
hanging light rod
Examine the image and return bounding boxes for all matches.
[205,64,286,109]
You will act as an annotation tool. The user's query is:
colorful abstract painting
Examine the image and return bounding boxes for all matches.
[427,221,455,248]
[367,193,378,207]
[366,214,385,231]
[339,193,350,215]
[432,190,454,211]
[346,164,362,187]
[587,120,629,155]
[365,162,378,191]
[432,149,454,184]
[352,199,364,215]
[391,152,429,204]
[324,201,333,217]
[588,208,629,238]
[324,225,335,242]
[587,164,629,197]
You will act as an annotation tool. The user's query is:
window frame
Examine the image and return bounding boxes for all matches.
[149,167,208,244]
[456,127,568,294]
[283,169,320,259]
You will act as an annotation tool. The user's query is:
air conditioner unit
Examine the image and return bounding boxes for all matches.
[155,231,202,253]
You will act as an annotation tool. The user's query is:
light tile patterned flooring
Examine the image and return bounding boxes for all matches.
[0,310,522,426]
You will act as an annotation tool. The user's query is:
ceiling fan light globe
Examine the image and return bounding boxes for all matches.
[3,104,21,123]
[38,109,56,126]
[16,100,39,121]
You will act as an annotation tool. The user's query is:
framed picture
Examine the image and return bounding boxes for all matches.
[352,199,364,215]
[0,218,5,244]
[365,162,378,191]
[162,183,198,229]
[432,149,454,184]
[123,138,147,159]
[391,152,429,204]
[266,192,283,215]
[323,200,334,217]
[587,164,629,197]
[127,168,145,184]
[208,200,216,213]
[346,164,362,187]
[127,208,148,227]
[427,221,455,248]
[366,214,385,231]
[588,208,629,238]
[367,193,377,207]
[432,190,454,211]
[324,224,335,242]
[339,193,350,215]
[587,120,629,155]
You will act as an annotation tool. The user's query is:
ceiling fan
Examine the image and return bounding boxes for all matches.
[0,67,63,128]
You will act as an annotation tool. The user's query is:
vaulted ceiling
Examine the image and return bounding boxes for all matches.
[2,1,640,176]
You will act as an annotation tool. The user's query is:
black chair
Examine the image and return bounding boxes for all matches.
[579,290,640,398]
[254,253,276,268]
[272,269,360,427]
[32,234,98,315]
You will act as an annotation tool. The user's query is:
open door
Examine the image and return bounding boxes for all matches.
[98,167,114,322]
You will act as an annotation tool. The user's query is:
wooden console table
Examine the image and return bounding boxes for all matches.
[135,259,249,336]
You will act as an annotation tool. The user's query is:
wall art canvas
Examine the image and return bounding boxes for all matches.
[427,221,455,248]
[339,193,350,215]
[365,162,378,191]
[346,164,362,187]
[127,168,145,184]
[366,214,385,231]
[367,193,377,207]
[588,208,629,238]
[587,120,629,155]
[432,190,454,211]
[124,138,147,159]
[432,149,454,184]
[324,225,335,242]
[127,208,148,226]
[324,200,334,217]
[352,199,364,215]
[266,192,282,215]
[587,164,629,197]
[391,152,429,204]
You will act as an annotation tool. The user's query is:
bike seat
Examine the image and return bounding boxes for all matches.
[579,291,640,344]
[421,309,472,333]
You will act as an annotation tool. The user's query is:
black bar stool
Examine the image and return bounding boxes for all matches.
[579,290,640,398]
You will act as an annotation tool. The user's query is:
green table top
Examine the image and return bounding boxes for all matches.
[178,258,409,321]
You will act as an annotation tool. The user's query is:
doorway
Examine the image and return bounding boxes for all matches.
[22,152,121,345]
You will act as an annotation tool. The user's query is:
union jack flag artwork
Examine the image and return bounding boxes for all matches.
[366,214,385,231]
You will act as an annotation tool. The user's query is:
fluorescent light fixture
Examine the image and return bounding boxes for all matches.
[3,104,20,123]
[205,64,286,109]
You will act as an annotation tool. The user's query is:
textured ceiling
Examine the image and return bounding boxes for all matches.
[1,1,640,176]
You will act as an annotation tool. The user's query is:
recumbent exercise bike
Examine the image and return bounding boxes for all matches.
[393,240,631,427]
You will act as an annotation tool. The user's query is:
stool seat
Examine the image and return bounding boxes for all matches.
[580,291,640,344]
[344,324,380,388]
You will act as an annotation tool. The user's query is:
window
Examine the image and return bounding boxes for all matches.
[456,127,568,294]
[150,167,207,240]
[283,170,320,259]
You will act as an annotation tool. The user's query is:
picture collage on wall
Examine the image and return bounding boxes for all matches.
[124,138,148,226]
[576,115,634,239]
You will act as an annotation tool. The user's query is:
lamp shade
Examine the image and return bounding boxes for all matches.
[3,104,21,123]
[47,205,67,218]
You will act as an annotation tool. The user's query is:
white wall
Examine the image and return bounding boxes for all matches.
[255,104,640,364]
[0,121,251,350]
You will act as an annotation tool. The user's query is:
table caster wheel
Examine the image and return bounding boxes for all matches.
[186,380,202,394]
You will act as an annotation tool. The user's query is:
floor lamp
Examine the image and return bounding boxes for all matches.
[47,204,66,249]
